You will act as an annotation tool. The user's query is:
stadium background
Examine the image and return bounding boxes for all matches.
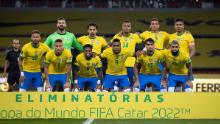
[0,0,220,124]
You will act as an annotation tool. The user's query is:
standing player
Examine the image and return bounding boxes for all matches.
[112,20,142,87]
[19,30,50,92]
[140,18,170,50]
[44,17,83,52]
[74,44,102,91]
[101,39,132,92]
[134,38,166,92]
[164,40,193,92]
[169,19,196,90]
[44,39,72,92]
[169,18,196,57]
[3,39,21,91]
[77,23,108,56]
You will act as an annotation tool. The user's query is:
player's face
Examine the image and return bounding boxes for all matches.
[175,21,184,32]
[146,42,155,52]
[88,26,97,37]
[57,19,66,31]
[12,39,20,50]
[31,33,41,45]
[122,22,131,34]
[84,47,93,59]
[112,42,121,54]
[55,42,64,54]
[170,44,179,52]
[150,20,160,31]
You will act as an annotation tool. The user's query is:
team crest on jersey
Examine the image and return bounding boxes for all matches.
[159,33,163,38]
[95,40,100,44]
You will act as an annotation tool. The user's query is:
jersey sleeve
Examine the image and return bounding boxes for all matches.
[44,52,51,64]
[134,34,142,44]
[187,33,195,44]
[75,55,80,66]
[43,44,51,56]
[101,37,108,48]
[136,55,142,64]
[20,46,27,58]
[96,56,102,68]
[72,34,83,52]
[140,31,148,40]
[101,49,108,58]
[66,51,72,63]
[164,32,170,42]
[77,36,84,45]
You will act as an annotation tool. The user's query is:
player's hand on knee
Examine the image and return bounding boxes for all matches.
[161,79,167,87]
[133,80,139,88]
[186,80,193,89]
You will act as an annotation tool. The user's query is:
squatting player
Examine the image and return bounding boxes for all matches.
[44,39,72,92]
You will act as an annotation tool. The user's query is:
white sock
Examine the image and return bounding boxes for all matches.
[102,90,109,92]
[133,88,140,92]
[19,88,26,92]
[175,87,183,92]
[185,88,192,92]
[64,88,70,92]
[37,87,43,92]
[168,87,175,92]
[145,87,152,92]
[160,88,167,92]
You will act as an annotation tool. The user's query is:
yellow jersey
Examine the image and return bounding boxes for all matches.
[77,35,108,55]
[44,49,72,74]
[169,31,194,55]
[20,42,50,72]
[164,50,191,75]
[75,53,102,77]
[140,31,170,50]
[101,48,132,75]
[112,33,142,55]
[112,33,142,67]
[136,50,164,75]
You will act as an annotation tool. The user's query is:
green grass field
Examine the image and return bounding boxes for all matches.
[0,119,220,124]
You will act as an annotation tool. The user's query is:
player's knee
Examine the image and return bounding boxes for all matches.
[123,88,131,92]
[168,87,175,92]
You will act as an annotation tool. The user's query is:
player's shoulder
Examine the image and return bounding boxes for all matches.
[141,30,150,35]
[160,31,169,35]
[96,36,105,40]
[78,35,87,40]
[40,42,50,48]
[76,53,84,59]
[22,42,32,49]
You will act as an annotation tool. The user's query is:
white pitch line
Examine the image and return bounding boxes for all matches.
[82,118,94,124]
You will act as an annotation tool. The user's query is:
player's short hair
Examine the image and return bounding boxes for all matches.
[55,39,63,43]
[87,23,98,29]
[57,17,66,21]
[175,18,184,24]
[31,29,41,35]
[145,38,154,44]
[112,38,121,44]
[122,20,131,24]
[151,17,159,22]
[84,44,93,49]
[170,40,179,46]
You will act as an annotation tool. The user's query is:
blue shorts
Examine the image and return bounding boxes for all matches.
[103,74,130,89]
[20,71,43,89]
[168,73,190,89]
[49,74,67,88]
[78,76,98,89]
[139,74,162,91]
